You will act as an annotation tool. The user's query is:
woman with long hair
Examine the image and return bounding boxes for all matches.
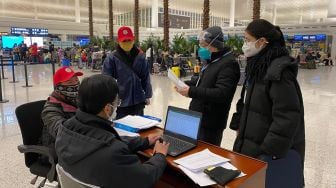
[231,19,305,188]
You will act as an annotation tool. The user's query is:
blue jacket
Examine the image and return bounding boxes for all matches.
[102,47,152,107]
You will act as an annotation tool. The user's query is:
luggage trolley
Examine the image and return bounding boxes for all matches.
[91,51,103,72]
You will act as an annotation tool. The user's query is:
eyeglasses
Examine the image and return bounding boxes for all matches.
[113,98,122,107]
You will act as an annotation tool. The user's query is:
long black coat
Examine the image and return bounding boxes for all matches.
[187,51,240,131]
[233,56,305,162]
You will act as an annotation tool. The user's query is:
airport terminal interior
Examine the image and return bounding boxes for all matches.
[0,0,336,187]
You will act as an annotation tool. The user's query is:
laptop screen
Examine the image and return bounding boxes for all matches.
[165,108,201,140]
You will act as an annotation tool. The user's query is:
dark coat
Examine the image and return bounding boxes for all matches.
[55,110,167,188]
[186,51,240,131]
[102,46,152,107]
[41,95,76,147]
[233,56,305,162]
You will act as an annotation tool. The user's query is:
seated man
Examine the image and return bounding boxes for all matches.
[41,67,83,149]
[55,74,169,188]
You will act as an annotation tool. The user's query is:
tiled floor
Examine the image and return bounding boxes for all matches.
[0,63,335,187]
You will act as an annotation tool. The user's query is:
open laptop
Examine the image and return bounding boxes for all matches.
[162,106,202,157]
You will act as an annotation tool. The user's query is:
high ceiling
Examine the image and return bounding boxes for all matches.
[0,0,332,25]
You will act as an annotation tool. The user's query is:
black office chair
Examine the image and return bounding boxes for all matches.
[15,100,57,187]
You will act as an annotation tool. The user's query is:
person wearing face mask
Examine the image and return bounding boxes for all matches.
[55,74,169,188]
[41,66,83,153]
[175,26,240,146]
[103,26,152,119]
[231,19,305,187]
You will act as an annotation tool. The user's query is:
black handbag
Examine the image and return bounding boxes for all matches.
[229,81,246,130]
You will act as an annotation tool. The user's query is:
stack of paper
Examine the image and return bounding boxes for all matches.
[114,115,160,132]
[178,162,246,187]
[174,149,230,172]
[167,69,188,89]
[174,149,245,187]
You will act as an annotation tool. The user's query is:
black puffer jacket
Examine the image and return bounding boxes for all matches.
[187,50,240,131]
[233,56,305,162]
[55,110,167,188]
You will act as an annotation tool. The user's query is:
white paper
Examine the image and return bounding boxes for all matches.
[167,69,188,89]
[114,127,140,137]
[114,115,160,129]
[174,149,230,172]
[178,162,246,187]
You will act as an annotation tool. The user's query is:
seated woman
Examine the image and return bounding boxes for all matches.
[55,74,169,188]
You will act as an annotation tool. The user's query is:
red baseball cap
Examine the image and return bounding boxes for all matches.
[117,26,135,42]
[53,67,83,86]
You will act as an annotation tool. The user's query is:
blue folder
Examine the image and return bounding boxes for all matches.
[114,115,161,133]
[114,123,140,133]
[141,115,162,122]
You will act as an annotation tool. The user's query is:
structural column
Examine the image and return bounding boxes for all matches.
[60,34,67,41]
[199,13,202,28]
[332,33,336,64]
[328,0,336,18]
[151,0,158,28]
[75,0,80,23]
[299,15,303,24]
[33,0,38,20]
[1,0,4,16]
[272,6,277,25]
[229,0,235,27]
[144,8,147,28]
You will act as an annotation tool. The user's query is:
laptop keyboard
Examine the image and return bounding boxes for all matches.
[163,135,193,152]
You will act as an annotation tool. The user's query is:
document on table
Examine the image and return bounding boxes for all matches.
[114,115,160,130]
[174,149,230,172]
[114,127,139,137]
[167,69,188,89]
[178,162,246,187]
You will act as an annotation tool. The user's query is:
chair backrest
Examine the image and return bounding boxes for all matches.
[56,164,99,188]
[15,100,46,166]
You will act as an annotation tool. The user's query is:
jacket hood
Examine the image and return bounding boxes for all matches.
[55,110,118,165]
[264,56,298,81]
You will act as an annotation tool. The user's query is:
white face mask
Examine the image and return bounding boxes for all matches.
[242,40,263,58]
[106,104,118,121]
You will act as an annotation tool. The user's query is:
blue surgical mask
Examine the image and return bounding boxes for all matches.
[198,47,211,60]
[197,31,222,60]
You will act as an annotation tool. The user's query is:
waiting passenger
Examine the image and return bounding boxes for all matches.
[55,74,169,188]
[175,26,240,146]
[31,43,38,63]
[41,67,83,149]
[103,26,152,119]
[305,51,316,62]
[231,19,305,187]
[328,52,334,66]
